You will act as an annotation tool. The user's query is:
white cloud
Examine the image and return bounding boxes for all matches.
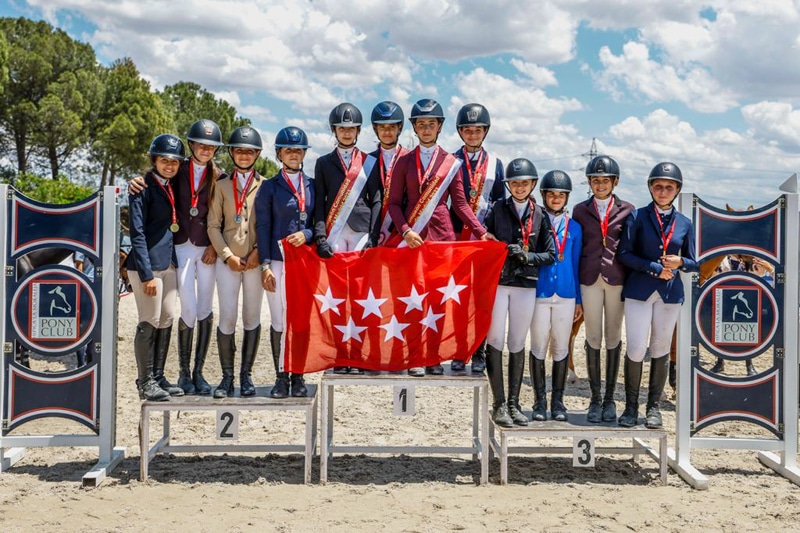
[510,59,558,88]
[603,108,796,208]
[596,41,738,113]
[741,101,800,150]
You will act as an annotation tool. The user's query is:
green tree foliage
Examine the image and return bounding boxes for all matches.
[0,31,8,96]
[0,17,101,177]
[91,58,173,186]
[159,81,249,142]
[7,172,95,204]
[254,156,281,178]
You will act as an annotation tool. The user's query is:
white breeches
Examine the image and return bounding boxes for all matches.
[215,258,264,334]
[530,295,576,362]
[265,260,286,332]
[175,242,216,326]
[487,285,537,353]
[331,224,369,252]
[624,291,681,362]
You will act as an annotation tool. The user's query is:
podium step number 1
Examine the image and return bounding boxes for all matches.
[573,437,595,467]
[216,410,239,441]
[394,386,415,416]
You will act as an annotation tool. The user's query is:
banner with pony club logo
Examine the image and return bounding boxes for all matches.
[280,241,506,373]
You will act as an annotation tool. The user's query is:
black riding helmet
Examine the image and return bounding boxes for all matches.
[371,101,404,126]
[409,98,445,123]
[585,155,620,179]
[647,162,683,187]
[504,158,538,182]
[456,103,491,129]
[540,170,572,213]
[149,134,185,164]
[187,119,224,146]
[274,126,310,171]
[227,126,262,170]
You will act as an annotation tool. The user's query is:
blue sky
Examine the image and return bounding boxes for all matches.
[3,0,800,208]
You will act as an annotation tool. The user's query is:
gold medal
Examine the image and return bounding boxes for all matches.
[602,237,606,247]
[522,244,529,252]
[169,223,180,233]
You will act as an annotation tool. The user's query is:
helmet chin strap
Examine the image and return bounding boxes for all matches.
[283,163,302,173]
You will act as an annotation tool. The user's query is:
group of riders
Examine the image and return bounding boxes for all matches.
[125,98,697,431]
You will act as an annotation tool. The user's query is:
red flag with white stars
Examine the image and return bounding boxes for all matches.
[280,241,506,373]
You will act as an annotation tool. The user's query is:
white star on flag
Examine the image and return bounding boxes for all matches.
[355,288,388,319]
[335,317,367,343]
[398,285,428,313]
[314,287,345,315]
[420,308,445,332]
[379,315,410,343]
[437,275,467,305]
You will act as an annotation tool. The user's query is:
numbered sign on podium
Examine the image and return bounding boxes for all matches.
[216,410,239,441]
[393,385,415,416]
[573,437,595,467]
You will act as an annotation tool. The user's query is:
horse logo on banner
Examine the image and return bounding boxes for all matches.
[669,177,800,490]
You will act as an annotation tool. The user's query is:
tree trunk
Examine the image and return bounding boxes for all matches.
[101,160,109,187]
[14,132,27,174]
[49,145,59,179]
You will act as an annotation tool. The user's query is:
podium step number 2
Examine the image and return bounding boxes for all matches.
[216,410,239,441]
[394,386,415,416]
[573,437,595,468]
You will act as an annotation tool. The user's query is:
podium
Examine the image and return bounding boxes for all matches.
[319,367,489,484]
[489,411,668,485]
[139,385,318,484]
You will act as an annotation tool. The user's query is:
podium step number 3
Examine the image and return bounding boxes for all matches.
[573,437,595,467]
[216,410,239,441]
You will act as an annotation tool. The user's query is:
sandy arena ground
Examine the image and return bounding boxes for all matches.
[2,290,800,532]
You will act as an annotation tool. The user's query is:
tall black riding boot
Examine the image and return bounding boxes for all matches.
[240,326,260,397]
[551,358,569,422]
[585,342,603,423]
[486,345,513,427]
[192,313,213,395]
[711,357,725,373]
[507,350,528,426]
[214,329,236,399]
[602,343,622,422]
[269,327,290,398]
[134,322,168,401]
[645,356,670,429]
[291,374,308,397]
[530,353,547,421]
[470,338,487,374]
[745,358,757,377]
[153,326,184,396]
[618,357,643,427]
[668,359,677,390]
[177,319,196,395]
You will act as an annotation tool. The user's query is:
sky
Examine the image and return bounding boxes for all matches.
[3,0,800,208]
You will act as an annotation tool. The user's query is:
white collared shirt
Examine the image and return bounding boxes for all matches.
[236,171,252,191]
[284,171,301,190]
[337,147,354,169]
[192,162,205,189]
[419,145,437,170]
[381,146,397,169]
[594,196,611,214]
